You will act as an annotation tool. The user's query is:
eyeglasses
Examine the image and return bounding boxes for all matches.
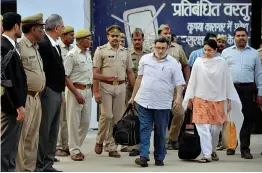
[84,36,92,41]
[154,46,167,51]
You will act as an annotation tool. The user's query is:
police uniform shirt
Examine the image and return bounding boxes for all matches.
[59,41,73,61]
[64,46,93,85]
[19,36,46,92]
[167,42,188,65]
[128,46,150,77]
[93,42,133,81]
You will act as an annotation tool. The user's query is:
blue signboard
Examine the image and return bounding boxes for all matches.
[93,0,251,56]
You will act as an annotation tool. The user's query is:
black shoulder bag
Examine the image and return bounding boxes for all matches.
[113,104,140,146]
[178,109,201,160]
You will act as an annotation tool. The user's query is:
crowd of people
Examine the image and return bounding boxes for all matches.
[1,11,262,172]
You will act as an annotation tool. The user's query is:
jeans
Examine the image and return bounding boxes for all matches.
[138,104,170,161]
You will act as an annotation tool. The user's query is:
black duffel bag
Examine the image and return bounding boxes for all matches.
[113,104,140,146]
[178,109,201,160]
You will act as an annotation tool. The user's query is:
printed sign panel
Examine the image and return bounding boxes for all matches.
[93,0,251,55]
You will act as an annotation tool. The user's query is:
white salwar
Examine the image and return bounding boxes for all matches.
[182,56,244,159]
[195,124,222,158]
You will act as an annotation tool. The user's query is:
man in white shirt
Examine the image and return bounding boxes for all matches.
[129,36,185,167]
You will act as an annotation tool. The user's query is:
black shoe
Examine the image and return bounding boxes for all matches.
[135,157,148,167]
[43,167,62,172]
[216,142,224,151]
[261,152,262,155]
[226,149,235,155]
[241,152,253,159]
[155,160,164,166]
[216,146,224,151]
[211,152,219,161]
[54,157,60,162]
[166,140,179,150]
[129,149,140,156]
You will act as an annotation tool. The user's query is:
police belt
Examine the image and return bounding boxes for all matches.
[102,80,125,86]
[28,90,39,97]
[73,83,91,90]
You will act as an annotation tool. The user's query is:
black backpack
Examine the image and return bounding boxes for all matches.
[113,104,140,146]
[178,109,201,160]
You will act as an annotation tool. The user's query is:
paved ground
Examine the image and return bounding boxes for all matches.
[54,130,262,172]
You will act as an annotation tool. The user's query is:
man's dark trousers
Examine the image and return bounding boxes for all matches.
[138,104,170,161]
[35,87,62,171]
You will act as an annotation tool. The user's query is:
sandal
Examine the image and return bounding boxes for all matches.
[211,152,219,161]
[198,157,211,163]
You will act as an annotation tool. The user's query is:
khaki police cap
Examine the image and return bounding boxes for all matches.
[63,26,74,34]
[74,29,91,39]
[22,13,45,25]
[217,35,227,41]
[132,28,143,37]
[158,24,171,32]
[120,33,126,38]
[106,25,121,34]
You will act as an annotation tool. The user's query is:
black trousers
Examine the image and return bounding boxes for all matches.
[1,112,23,172]
[35,87,62,171]
[235,84,255,153]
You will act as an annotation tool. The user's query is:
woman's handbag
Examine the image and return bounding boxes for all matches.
[222,112,237,149]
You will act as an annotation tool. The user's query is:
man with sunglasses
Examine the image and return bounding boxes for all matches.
[93,25,135,158]
[14,13,46,172]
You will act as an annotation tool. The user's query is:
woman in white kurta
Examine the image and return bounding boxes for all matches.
[183,39,244,163]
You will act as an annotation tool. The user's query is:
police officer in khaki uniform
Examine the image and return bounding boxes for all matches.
[158,24,190,150]
[15,13,46,172]
[120,28,151,156]
[63,29,93,161]
[59,26,74,60]
[119,32,126,47]
[217,35,227,54]
[93,25,135,158]
[56,26,74,157]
